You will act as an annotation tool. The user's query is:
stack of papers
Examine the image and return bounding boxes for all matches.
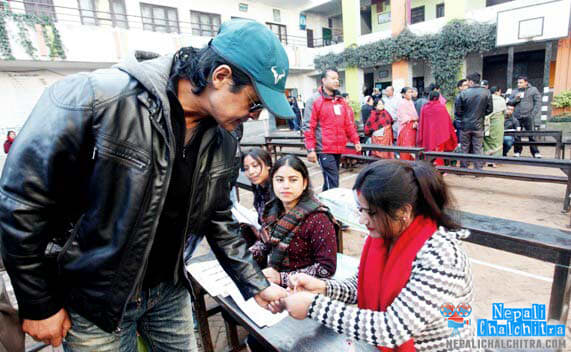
[317,188,368,233]
[231,203,261,230]
[186,260,287,327]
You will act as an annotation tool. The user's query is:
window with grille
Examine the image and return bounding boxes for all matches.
[78,0,97,25]
[436,3,444,18]
[191,11,221,37]
[109,0,128,28]
[266,22,287,45]
[486,0,515,6]
[24,0,57,21]
[141,3,179,33]
[378,0,390,13]
[78,0,128,28]
[410,6,425,24]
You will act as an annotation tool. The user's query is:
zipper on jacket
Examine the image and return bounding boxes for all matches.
[96,144,148,170]
[114,107,175,332]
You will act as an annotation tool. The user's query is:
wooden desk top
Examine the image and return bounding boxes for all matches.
[190,253,376,352]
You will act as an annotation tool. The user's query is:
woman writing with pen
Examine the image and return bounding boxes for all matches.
[270,160,476,351]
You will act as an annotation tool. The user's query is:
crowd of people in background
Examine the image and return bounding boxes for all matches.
[288,68,543,179]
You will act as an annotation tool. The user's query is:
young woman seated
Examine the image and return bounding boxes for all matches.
[241,148,273,246]
[271,160,476,351]
[249,155,338,288]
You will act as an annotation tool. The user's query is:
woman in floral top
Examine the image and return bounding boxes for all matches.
[249,155,338,288]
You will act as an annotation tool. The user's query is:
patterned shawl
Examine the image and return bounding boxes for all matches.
[261,195,337,271]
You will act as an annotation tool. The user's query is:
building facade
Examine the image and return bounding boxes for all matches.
[1,0,570,131]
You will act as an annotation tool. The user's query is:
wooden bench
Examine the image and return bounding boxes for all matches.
[422,151,571,212]
[454,210,571,326]
[504,130,563,159]
[239,140,266,149]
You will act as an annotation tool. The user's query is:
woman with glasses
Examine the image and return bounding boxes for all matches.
[271,160,475,351]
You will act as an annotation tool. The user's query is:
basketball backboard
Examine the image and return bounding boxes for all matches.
[496,0,571,47]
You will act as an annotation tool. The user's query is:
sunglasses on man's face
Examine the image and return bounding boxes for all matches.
[246,90,264,113]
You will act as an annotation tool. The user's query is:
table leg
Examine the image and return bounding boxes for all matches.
[548,253,571,326]
[556,140,562,159]
[564,174,571,213]
[221,310,242,352]
[193,288,214,352]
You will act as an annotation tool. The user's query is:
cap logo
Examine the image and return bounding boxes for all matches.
[271,66,285,85]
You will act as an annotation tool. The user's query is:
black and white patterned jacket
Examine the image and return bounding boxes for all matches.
[308,227,477,351]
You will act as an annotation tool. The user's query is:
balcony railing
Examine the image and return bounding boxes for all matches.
[4,0,343,49]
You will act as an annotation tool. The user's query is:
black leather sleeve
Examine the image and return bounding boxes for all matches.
[203,150,270,300]
[0,74,94,320]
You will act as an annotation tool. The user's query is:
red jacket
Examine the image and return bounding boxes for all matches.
[304,87,360,154]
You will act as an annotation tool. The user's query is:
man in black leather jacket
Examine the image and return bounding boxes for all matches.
[454,73,493,169]
[0,19,293,350]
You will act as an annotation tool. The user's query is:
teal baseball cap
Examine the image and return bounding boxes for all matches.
[211,19,295,119]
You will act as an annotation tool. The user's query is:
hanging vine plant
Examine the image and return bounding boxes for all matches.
[0,1,66,60]
[314,20,497,98]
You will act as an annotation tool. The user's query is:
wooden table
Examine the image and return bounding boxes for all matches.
[189,253,377,352]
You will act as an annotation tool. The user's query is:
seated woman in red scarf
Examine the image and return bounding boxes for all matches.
[271,160,475,351]
[249,155,338,289]
[396,87,419,160]
[417,91,458,166]
[364,99,394,159]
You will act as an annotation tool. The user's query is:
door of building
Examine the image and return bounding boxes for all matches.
[307,29,314,48]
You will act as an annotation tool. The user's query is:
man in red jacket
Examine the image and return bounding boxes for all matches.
[304,68,361,191]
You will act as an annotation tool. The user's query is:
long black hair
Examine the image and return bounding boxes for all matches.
[353,160,458,237]
[270,155,313,207]
[242,148,273,170]
[429,91,440,101]
[171,46,251,95]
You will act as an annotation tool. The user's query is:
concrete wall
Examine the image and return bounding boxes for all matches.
[0,70,85,129]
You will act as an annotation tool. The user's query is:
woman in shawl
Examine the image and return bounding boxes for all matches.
[483,87,507,162]
[417,91,458,165]
[396,87,419,160]
[249,155,338,288]
[364,99,394,159]
[270,160,476,351]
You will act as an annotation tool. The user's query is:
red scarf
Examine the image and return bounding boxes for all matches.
[357,216,437,352]
[417,101,457,151]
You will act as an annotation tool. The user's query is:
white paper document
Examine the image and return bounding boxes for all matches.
[318,188,368,233]
[186,259,287,327]
[231,203,261,230]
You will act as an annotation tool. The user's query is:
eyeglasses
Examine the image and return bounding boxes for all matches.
[246,90,264,113]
